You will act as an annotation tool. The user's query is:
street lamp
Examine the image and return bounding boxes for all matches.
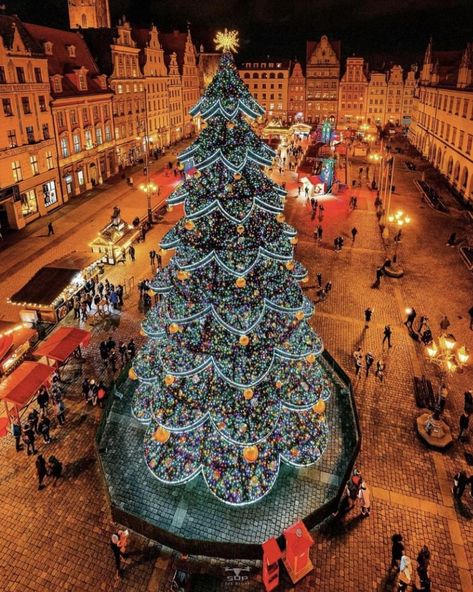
[369,152,382,187]
[426,334,469,374]
[139,181,157,224]
[387,210,411,263]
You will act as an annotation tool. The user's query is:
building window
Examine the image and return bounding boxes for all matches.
[96,127,103,145]
[458,130,464,150]
[3,98,12,116]
[82,108,89,124]
[42,123,50,140]
[73,134,81,153]
[70,110,78,125]
[39,95,47,112]
[46,151,54,170]
[56,112,65,128]
[60,137,69,158]
[105,125,111,142]
[34,67,43,83]
[77,169,85,186]
[43,180,58,207]
[7,129,17,148]
[22,97,31,114]
[12,160,22,182]
[466,135,472,155]
[26,126,35,143]
[30,155,39,175]
[53,77,62,93]
[21,189,38,217]
[0,66,5,83]
[463,100,469,118]
[16,67,25,83]
[78,74,87,91]
[93,106,99,121]
[103,104,109,119]
[85,129,93,149]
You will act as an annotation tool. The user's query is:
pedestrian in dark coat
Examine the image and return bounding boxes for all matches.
[365,352,375,377]
[23,422,36,455]
[48,456,63,486]
[128,245,135,262]
[458,413,470,441]
[37,387,49,413]
[351,227,358,242]
[452,470,468,499]
[390,534,404,569]
[364,307,373,328]
[110,533,123,578]
[316,272,322,288]
[404,308,417,329]
[11,418,22,452]
[36,454,47,490]
[56,400,66,425]
[47,222,54,236]
[38,414,51,444]
[28,408,39,434]
[383,325,393,348]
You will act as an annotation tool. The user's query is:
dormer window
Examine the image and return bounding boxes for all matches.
[44,41,53,55]
[67,45,76,58]
[52,76,62,93]
[78,74,87,91]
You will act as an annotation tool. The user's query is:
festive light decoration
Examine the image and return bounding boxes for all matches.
[129,368,138,380]
[214,29,240,53]
[131,50,332,506]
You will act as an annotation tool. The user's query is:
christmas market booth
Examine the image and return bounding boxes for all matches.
[90,206,141,265]
[34,326,90,378]
[0,322,37,377]
[0,361,55,422]
[8,251,101,324]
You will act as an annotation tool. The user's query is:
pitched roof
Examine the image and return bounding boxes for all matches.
[80,28,116,76]
[159,30,188,71]
[0,14,43,54]
[306,38,341,63]
[24,23,109,97]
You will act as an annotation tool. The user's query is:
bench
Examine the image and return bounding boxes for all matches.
[413,375,435,410]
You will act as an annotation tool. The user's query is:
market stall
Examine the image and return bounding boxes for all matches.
[0,322,37,376]
[0,361,55,421]
[34,326,90,377]
[8,251,101,324]
[90,206,141,265]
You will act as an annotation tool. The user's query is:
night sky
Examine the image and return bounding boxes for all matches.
[8,0,473,66]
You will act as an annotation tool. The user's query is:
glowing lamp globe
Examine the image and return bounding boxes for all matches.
[243,388,254,400]
[236,225,245,235]
[243,445,258,463]
[313,400,326,415]
[169,323,180,334]
[128,368,138,381]
[285,261,294,271]
[184,220,195,231]
[235,276,246,288]
[164,374,176,386]
[306,353,315,364]
[153,426,170,443]
[239,335,250,346]
[295,311,305,321]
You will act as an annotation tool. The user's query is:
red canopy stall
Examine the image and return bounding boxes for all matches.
[0,361,55,424]
[34,326,90,372]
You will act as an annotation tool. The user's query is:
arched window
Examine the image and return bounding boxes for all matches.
[447,157,453,176]
[81,13,87,28]
[453,161,460,182]
[460,167,468,188]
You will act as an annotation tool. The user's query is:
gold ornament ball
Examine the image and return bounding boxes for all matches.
[227,121,235,129]
[233,172,242,181]
[177,270,189,281]
[313,399,326,415]
[184,220,195,231]
[236,225,245,235]
[295,311,305,321]
[167,205,174,212]
[153,426,170,443]
[169,322,180,334]
[306,353,316,364]
[285,261,295,271]
[290,237,298,245]
[275,380,283,389]
[276,213,285,223]
[178,162,184,170]
[164,374,176,386]
[301,276,309,284]
[290,447,299,458]
[194,170,202,178]
[243,388,254,400]
[128,367,138,381]
[235,276,246,288]
[139,328,146,336]
[243,445,259,463]
[239,335,250,346]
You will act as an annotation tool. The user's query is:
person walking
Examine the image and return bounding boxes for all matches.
[358,481,371,517]
[365,352,375,377]
[353,347,363,377]
[316,272,322,288]
[391,534,404,569]
[119,341,128,365]
[417,315,429,334]
[47,221,54,236]
[398,554,412,591]
[404,308,417,329]
[317,225,323,241]
[11,418,22,452]
[458,412,470,441]
[37,387,50,414]
[97,383,107,409]
[149,250,156,266]
[109,348,118,373]
[372,266,384,289]
[375,359,385,382]
[128,245,135,262]
[416,545,431,583]
[38,414,51,444]
[22,422,36,455]
[28,408,39,434]
[36,454,48,490]
[48,456,63,486]
[468,305,473,330]
[110,532,124,578]
[452,470,468,499]
[364,307,373,328]
[56,399,66,426]
[440,315,450,333]
[383,325,393,348]
[351,227,358,242]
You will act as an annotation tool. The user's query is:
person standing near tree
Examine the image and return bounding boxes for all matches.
[36,454,47,490]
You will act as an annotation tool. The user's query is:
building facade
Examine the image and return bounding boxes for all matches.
[306,35,340,125]
[239,59,291,121]
[410,41,473,204]
[338,57,368,126]
[385,65,404,125]
[365,71,387,127]
[68,0,111,30]
[0,16,62,230]
[287,60,305,122]
[25,23,115,199]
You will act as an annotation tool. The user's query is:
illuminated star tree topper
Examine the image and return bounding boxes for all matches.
[214,28,239,53]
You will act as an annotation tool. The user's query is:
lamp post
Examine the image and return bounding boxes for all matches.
[139,181,157,224]
[416,335,469,449]
[387,210,411,263]
[368,152,382,187]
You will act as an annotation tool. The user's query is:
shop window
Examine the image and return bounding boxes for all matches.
[12,160,23,182]
[77,170,85,186]
[21,189,38,217]
[43,180,57,207]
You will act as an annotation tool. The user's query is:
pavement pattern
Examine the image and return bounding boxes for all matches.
[0,136,472,591]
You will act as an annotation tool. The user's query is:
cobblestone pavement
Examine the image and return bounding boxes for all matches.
[0,136,472,591]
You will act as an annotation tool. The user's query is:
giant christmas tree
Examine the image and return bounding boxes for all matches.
[131,32,332,506]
